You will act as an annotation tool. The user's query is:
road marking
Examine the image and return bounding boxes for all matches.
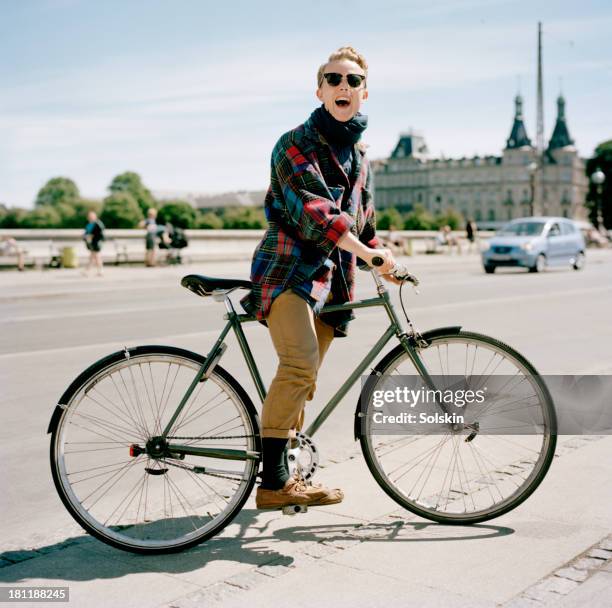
[1,300,207,323]
[379,285,612,314]
[0,328,262,360]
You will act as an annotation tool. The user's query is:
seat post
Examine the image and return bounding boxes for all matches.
[223,294,236,315]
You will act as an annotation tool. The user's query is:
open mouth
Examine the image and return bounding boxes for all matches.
[335,98,350,107]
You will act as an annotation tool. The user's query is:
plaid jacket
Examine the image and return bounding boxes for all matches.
[241,114,381,336]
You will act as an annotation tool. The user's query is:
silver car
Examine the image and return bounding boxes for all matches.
[481,217,586,273]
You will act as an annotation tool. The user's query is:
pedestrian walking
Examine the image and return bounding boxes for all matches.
[439,225,461,254]
[139,208,160,267]
[0,235,25,271]
[82,211,105,276]
[241,46,399,510]
[466,218,478,253]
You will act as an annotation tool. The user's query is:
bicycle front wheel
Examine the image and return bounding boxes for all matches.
[359,330,556,524]
[50,345,260,553]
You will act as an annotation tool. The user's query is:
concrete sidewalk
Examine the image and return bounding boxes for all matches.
[1,434,611,607]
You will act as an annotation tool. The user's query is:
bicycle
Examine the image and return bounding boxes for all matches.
[48,264,557,553]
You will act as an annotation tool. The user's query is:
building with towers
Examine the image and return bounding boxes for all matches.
[373,24,588,223]
[372,93,588,223]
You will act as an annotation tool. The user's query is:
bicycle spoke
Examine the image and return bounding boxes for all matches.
[172,390,230,434]
[105,470,148,527]
[86,387,147,439]
[156,363,180,430]
[167,381,207,437]
[109,373,150,438]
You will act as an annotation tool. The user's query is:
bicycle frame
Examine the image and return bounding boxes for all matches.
[162,271,441,462]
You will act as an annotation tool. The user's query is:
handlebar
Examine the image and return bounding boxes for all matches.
[370,255,419,286]
[388,263,420,286]
[360,256,419,286]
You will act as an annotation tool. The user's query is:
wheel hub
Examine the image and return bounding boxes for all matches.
[145,436,169,459]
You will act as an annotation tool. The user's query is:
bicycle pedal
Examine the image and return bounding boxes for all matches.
[282,504,308,516]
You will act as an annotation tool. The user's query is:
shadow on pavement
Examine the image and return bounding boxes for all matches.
[0,507,513,583]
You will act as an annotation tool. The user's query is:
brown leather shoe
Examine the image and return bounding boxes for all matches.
[256,477,328,510]
[307,487,344,506]
[289,472,344,506]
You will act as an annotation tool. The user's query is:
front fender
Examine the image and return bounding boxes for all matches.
[412,326,462,345]
[47,404,66,434]
[353,326,462,440]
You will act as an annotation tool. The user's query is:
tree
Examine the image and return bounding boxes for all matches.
[196,211,224,229]
[403,204,436,230]
[585,139,612,229]
[157,200,197,229]
[21,205,62,228]
[108,172,156,216]
[434,208,463,230]
[59,198,103,228]
[220,207,266,229]
[0,207,29,228]
[376,208,404,230]
[35,177,79,208]
[46,198,104,228]
[100,192,143,228]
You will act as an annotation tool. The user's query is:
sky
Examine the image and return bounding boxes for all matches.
[1,0,611,208]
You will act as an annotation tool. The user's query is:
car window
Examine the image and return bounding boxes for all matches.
[498,222,545,236]
[561,222,576,235]
[548,223,561,237]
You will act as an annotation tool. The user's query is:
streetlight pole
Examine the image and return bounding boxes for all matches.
[528,161,538,217]
[591,168,606,233]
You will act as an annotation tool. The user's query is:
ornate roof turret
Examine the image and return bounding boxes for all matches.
[505,94,532,149]
[547,94,574,150]
[391,131,428,160]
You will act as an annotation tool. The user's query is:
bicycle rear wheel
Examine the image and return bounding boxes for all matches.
[359,330,556,524]
[49,345,260,553]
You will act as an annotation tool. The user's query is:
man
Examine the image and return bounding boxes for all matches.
[242,46,399,510]
[139,208,160,267]
[0,236,25,271]
[82,211,105,277]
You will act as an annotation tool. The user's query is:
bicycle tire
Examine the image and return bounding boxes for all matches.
[49,345,261,554]
[359,330,557,524]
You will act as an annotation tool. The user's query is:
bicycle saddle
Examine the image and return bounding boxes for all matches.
[181,274,252,297]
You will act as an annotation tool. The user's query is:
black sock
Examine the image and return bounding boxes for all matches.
[260,437,290,490]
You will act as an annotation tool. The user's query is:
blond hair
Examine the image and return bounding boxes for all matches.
[317,46,368,88]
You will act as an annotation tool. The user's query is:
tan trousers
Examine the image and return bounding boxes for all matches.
[261,290,334,438]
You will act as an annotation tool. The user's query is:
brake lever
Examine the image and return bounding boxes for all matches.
[391,264,420,294]
[371,257,420,294]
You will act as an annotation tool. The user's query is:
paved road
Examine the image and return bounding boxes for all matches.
[1,250,611,607]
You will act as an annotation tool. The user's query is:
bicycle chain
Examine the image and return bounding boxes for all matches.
[166,435,255,440]
[161,457,246,482]
[159,434,257,481]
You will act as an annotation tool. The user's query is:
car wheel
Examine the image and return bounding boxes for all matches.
[572,252,585,270]
[484,265,496,274]
[529,254,546,273]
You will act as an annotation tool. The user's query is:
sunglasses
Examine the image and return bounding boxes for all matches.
[323,72,366,88]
